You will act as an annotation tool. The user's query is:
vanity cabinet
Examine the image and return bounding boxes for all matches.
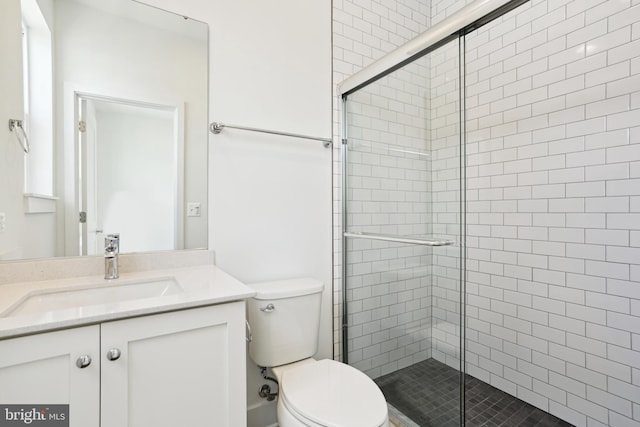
[0,325,100,426]
[0,302,246,427]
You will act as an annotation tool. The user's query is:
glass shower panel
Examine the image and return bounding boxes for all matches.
[343,36,463,426]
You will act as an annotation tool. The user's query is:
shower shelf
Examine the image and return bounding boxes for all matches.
[344,231,455,247]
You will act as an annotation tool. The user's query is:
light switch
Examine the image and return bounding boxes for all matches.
[187,202,201,217]
[0,212,5,233]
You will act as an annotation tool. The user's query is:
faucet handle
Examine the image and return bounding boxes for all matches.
[105,233,120,254]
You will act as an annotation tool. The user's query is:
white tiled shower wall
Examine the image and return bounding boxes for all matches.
[344,55,435,377]
[333,0,464,377]
[332,0,432,363]
[458,1,640,426]
[431,0,474,25]
[428,39,463,370]
[335,0,640,426]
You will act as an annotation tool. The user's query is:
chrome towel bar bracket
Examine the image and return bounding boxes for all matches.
[210,121,332,148]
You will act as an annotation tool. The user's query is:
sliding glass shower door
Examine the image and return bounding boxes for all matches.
[342,36,465,426]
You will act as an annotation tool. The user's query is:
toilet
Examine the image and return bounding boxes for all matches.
[247,278,390,427]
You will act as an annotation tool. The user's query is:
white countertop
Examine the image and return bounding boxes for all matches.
[0,265,256,339]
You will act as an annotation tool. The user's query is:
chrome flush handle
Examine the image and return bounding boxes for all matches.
[246,320,252,343]
[260,303,275,313]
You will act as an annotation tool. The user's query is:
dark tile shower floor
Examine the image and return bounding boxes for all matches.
[375,358,574,427]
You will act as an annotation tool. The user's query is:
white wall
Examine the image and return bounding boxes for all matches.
[0,0,26,260]
[0,0,56,260]
[95,107,175,253]
[138,1,332,426]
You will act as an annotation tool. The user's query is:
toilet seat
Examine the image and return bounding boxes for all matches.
[278,359,388,427]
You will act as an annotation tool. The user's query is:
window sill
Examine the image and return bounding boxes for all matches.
[24,193,58,214]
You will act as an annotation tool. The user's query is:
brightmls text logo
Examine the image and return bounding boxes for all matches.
[0,406,68,426]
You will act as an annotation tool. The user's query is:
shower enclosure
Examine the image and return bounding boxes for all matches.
[340,0,640,426]
[341,32,465,427]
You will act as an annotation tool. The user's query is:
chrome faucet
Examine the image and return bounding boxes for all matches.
[104,233,120,279]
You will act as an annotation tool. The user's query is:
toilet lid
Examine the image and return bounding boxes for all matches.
[280,359,387,427]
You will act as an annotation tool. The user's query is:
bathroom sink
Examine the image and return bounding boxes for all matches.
[2,277,182,318]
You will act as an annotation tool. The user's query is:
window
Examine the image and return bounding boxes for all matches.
[20,0,54,196]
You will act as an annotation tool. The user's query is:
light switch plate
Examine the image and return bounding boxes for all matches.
[0,212,5,233]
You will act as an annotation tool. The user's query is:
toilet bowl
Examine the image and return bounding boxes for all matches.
[273,358,389,427]
[246,278,389,427]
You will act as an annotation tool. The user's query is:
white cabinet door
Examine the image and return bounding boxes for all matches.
[101,302,246,427]
[0,326,100,427]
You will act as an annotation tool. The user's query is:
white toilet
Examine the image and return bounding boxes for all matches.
[247,278,390,427]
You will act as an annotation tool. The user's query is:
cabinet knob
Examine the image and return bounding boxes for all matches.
[106,348,121,361]
[76,355,92,369]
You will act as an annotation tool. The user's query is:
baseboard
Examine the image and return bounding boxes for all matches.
[247,400,277,427]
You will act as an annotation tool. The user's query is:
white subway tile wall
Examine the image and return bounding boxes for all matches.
[332,0,432,364]
[334,0,640,426]
[344,49,437,378]
[429,39,463,371]
[460,1,640,426]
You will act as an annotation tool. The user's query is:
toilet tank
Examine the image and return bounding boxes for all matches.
[247,278,324,367]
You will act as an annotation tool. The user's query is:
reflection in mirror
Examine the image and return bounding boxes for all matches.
[0,0,208,261]
[78,97,181,255]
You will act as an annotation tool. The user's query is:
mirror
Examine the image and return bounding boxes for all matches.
[0,0,208,260]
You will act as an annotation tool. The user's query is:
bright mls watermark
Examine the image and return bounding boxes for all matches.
[0,405,68,426]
